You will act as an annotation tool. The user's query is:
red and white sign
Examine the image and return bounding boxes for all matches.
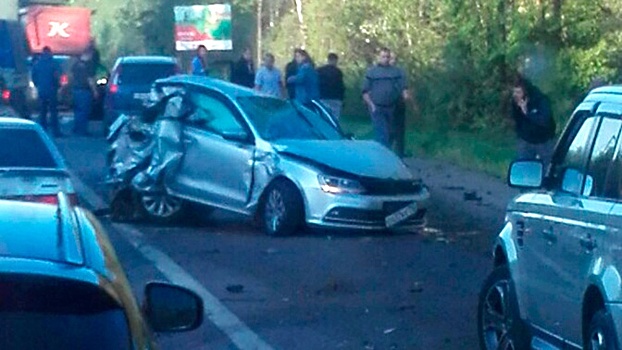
[25,6,92,55]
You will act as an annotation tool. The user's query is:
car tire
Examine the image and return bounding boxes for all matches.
[137,191,187,225]
[478,266,531,350]
[260,180,304,236]
[587,310,620,350]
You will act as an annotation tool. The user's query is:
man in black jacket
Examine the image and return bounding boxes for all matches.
[231,47,255,88]
[510,75,556,165]
[285,52,298,100]
[317,53,345,121]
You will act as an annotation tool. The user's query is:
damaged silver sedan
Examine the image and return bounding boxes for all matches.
[106,75,430,236]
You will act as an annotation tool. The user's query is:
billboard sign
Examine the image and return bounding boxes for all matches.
[24,6,91,54]
[174,4,232,51]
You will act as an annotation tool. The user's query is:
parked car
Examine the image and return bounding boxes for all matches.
[0,117,77,204]
[104,56,180,130]
[106,75,429,236]
[0,193,203,349]
[478,85,622,349]
[0,19,31,119]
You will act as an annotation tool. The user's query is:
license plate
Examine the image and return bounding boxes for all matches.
[385,202,418,228]
[133,93,150,100]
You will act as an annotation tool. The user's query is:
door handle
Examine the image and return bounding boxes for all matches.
[183,137,195,145]
[542,228,557,244]
[579,235,597,252]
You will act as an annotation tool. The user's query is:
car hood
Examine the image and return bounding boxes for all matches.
[273,140,415,180]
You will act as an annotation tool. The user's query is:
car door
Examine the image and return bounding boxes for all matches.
[543,107,622,345]
[515,106,600,337]
[166,87,256,212]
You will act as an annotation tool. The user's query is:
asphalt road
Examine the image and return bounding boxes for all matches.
[54,124,508,350]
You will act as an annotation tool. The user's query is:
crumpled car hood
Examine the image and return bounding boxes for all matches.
[273,140,416,180]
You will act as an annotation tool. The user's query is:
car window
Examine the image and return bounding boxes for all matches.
[554,115,598,195]
[0,276,131,350]
[118,63,177,85]
[584,117,622,197]
[188,92,245,135]
[237,96,343,141]
[0,128,57,168]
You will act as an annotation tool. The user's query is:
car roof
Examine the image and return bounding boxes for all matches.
[156,74,257,97]
[117,56,177,65]
[584,85,622,104]
[0,196,112,284]
[0,117,37,127]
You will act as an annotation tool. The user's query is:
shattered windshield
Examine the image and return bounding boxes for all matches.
[236,96,343,141]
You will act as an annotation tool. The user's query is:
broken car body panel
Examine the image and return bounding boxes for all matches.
[106,75,430,231]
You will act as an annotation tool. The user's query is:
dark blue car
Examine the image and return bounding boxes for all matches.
[104,56,179,129]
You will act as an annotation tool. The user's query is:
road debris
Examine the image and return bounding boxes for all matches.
[409,281,424,293]
[384,328,396,334]
[463,190,483,201]
[226,284,244,294]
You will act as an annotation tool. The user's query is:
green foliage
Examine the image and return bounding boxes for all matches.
[70,0,622,173]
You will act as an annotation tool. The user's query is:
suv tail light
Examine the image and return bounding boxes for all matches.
[1,89,10,102]
[60,74,69,86]
[109,84,118,94]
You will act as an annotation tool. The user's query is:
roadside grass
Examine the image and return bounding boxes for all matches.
[339,115,516,179]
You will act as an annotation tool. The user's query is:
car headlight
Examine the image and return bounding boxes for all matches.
[318,174,365,194]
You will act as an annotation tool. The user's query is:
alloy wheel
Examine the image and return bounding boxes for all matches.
[141,193,183,218]
[265,189,286,233]
[590,328,606,350]
[481,280,516,350]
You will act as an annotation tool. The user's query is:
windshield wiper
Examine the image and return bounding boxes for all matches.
[290,102,327,140]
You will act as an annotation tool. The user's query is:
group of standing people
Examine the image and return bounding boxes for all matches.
[189,45,347,120]
[190,44,412,156]
[189,44,560,163]
[31,40,100,137]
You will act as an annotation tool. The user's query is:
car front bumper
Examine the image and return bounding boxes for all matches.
[304,186,430,231]
[608,303,622,346]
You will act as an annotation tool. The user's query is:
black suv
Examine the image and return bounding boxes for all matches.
[0,193,203,349]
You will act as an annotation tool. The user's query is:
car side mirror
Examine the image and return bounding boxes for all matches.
[143,282,203,333]
[508,160,544,189]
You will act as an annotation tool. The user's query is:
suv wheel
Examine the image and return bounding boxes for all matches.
[478,266,530,350]
[587,310,620,350]
[139,192,186,224]
[260,180,304,236]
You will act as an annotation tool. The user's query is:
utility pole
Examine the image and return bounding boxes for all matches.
[256,0,263,65]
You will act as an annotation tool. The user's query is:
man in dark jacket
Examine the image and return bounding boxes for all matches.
[32,46,61,136]
[285,52,298,100]
[317,53,345,121]
[510,75,556,165]
[71,50,98,136]
[231,47,255,88]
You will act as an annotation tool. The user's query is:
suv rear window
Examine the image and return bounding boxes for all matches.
[0,275,131,349]
[118,62,177,85]
[0,128,57,168]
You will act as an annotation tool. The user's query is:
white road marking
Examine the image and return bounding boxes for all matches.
[70,173,275,350]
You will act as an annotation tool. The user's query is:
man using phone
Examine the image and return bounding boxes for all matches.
[510,75,556,165]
